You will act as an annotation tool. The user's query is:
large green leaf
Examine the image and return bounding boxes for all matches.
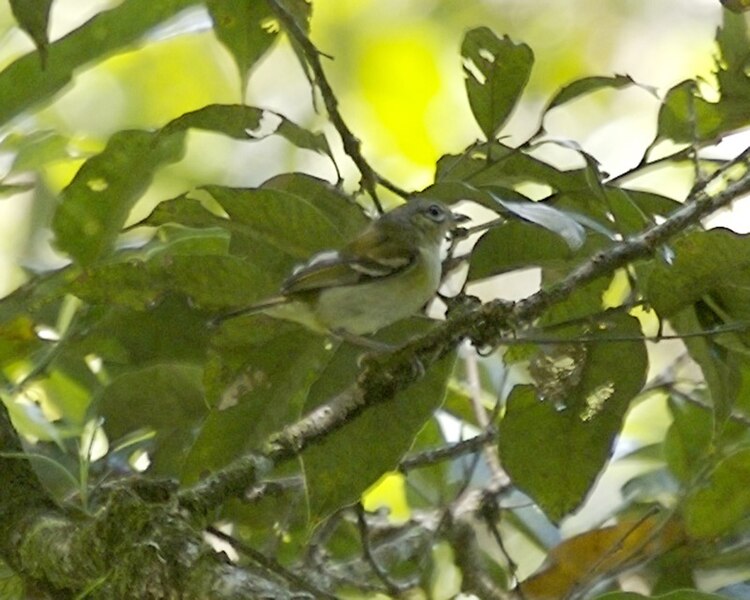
[97,363,208,476]
[52,129,186,265]
[669,305,740,430]
[302,321,456,524]
[461,28,533,139]
[467,220,573,281]
[499,314,648,522]
[0,0,200,123]
[663,395,713,483]
[181,319,329,483]
[657,12,750,143]
[204,184,354,260]
[71,253,275,311]
[646,229,750,318]
[684,447,750,538]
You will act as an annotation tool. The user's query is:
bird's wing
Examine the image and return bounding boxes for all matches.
[281,226,417,294]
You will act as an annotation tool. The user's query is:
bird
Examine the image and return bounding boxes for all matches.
[211,198,468,343]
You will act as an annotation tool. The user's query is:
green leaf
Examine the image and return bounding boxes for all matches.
[499,314,648,522]
[98,364,208,475]
[656,81,726,143]
[10,0,53,66]
[435,142,588,192]
[302,321,456,524]
[206,0,277,88]
[181,320,328,483]
[3,130,71,174]
[646,229,750,318]
[162,104,334,159]
[467,220,572,281]
[70,297,212,369]
[0,0,200,123]
[204,184,355,260]
[669,305,740,430]
[71,253,275,311]
[545,75,640,112]
[461,28,533,139]
[0,183,33,198]
[684,447,750,538]
[52,129,186,265]
[663,395,713,482]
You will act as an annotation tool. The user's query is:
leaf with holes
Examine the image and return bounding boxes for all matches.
[461,28,533,139]
[498,314,647,522]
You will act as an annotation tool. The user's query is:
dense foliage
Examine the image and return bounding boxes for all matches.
[1,1,750,598]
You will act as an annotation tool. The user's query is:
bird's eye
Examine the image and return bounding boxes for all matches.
[426,204,445,221]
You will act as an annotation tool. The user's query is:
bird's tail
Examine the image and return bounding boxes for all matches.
[208,296,289,328]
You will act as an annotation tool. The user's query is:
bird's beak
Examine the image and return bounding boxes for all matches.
[452,211,470,225]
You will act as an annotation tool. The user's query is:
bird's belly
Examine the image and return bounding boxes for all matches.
[314,254,441,335]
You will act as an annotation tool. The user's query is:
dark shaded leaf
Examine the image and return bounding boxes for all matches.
[461,28,533,139]
[499,314,648,521]
[545,75,642,112]
[663,394,713,483]
[71,253,275,311]
[302,320,456,524]
[98,363,208,475]
[435,141,589,192]
[669,305,740,430]
[467,220,572,281]
[595,590,727,600]
[182,319,328,483]
[646,229,750,318]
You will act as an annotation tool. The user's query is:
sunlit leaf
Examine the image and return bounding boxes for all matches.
[490,192,586,251]
[461,28,533,139]
[52,129,186,265]
[0,0,200,123]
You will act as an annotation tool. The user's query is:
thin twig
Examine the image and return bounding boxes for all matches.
[399,428,496,471]
[355,504,408,595]
[266,0,410,211]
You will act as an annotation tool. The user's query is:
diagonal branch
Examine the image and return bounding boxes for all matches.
[266,0,409,209]
[179,149,750,512]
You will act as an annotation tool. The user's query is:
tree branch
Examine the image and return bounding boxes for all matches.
[266,0,409,209]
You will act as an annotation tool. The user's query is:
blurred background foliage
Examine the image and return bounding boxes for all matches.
[1,0,750,598]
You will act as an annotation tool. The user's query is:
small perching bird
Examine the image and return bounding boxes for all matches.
[212,198,468,339]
